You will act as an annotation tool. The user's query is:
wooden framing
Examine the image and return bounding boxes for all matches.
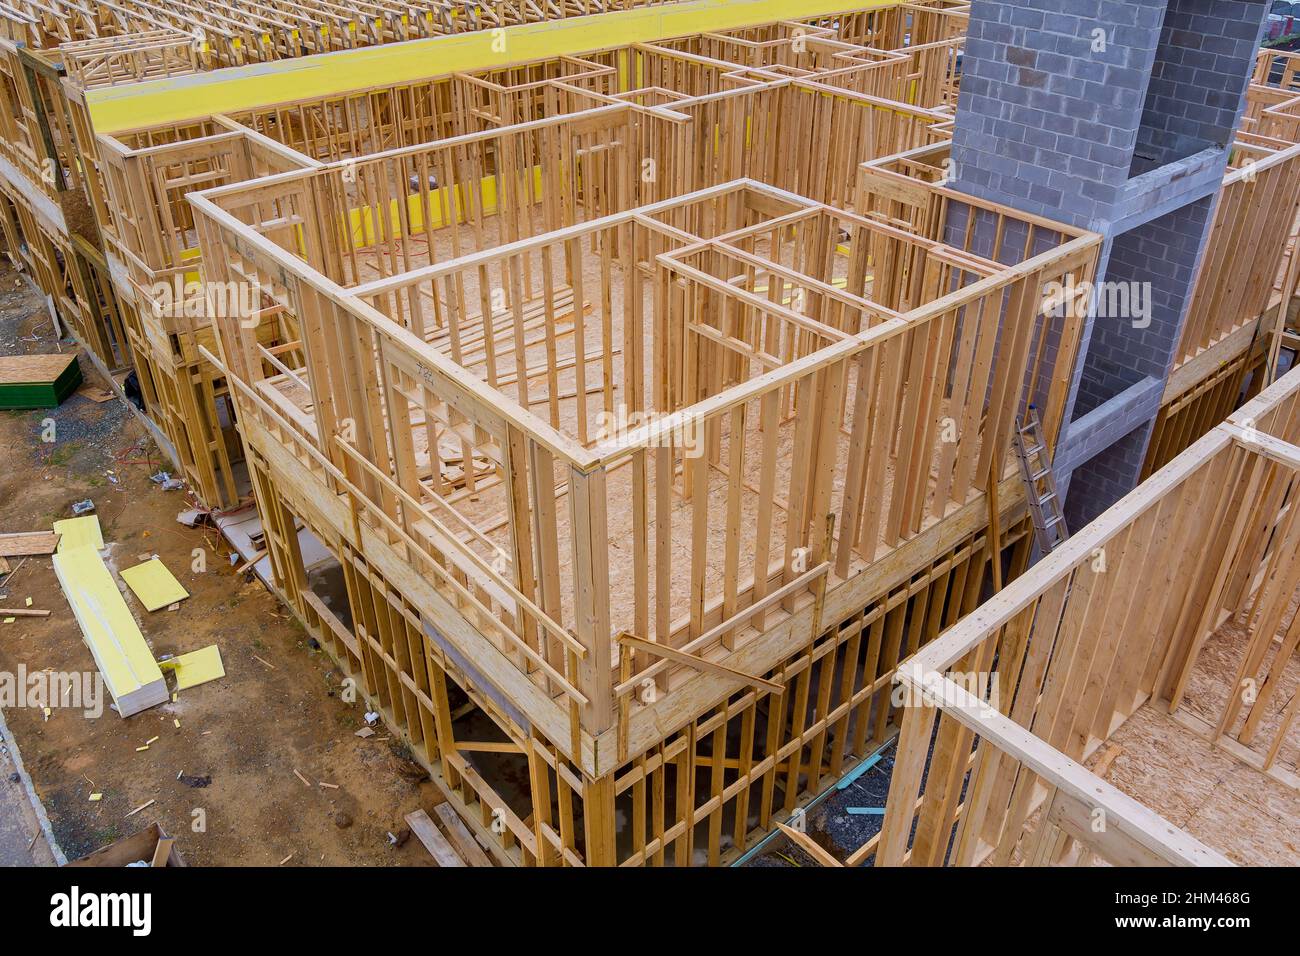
[872,367,1300,867]
[10,0,1299,866]
[3,1,965,512]
[175,46,1096,853]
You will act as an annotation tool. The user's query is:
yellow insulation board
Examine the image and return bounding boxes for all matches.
[52,545,168,718]
[160,645,225,691]
[53,515,104,552]
[121,558,190,612]
[86,0,895,133]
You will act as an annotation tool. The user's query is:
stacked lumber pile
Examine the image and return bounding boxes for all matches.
[0,354,82,409]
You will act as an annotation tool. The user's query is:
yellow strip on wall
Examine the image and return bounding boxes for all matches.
[86,0,897,134]
[347,165,542,249]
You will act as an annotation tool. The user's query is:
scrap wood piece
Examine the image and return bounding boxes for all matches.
[293,768,312,788]
[404,809,465,867]
[776,822,844,867]
[158,645,224,690]
[151,838,175,867]
[0,531,59,557]
[234,550,267,575]
[79,385,116,403]
[0,607,49,617]
[125,799,156,818]
[120,557,190,611]
[617,632,783,693]
[52,515,102,553]
[433,803,493,866]
[53,545,167,718]
[1091,743,1124,780]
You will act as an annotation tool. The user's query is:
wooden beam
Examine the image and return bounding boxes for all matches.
[617,632,784,694]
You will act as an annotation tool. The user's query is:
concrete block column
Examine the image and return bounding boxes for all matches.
[948,0,1269,527]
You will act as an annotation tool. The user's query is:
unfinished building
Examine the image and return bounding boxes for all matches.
[876,366,1300,867]
[2,0,1298,866]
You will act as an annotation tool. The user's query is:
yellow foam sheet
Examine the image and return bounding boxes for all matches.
[86,0,892,132]
[120,558,190,612]
[52,546,167,715]
[160,645,225,690]
[53,515,103,553]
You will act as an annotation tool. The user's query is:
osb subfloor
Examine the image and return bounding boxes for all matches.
[1089,604,1300,867]
[261,357,923,679]
[259,214,956,695]
[0,260,457,865]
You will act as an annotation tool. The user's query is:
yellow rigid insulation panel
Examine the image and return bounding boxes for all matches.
[86,0,896,133]
[53,545,168,718]
[160,645,225,691]
[53,515,104,552]
[121,557,191,612]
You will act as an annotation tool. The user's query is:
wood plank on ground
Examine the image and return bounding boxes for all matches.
[404,809,465,867]
[0,532,59,557]
[433,802,493,866]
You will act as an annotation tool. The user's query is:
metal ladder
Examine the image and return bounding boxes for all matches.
[1012,405,1068,555]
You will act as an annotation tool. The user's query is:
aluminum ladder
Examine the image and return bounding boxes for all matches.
[1012,405,1068,555]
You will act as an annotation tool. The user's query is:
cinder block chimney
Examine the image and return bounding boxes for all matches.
[950,0,1269,526]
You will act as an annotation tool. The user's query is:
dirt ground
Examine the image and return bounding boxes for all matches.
[0,260,445,866]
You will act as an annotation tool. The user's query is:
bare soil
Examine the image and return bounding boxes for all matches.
[0,259,443,866]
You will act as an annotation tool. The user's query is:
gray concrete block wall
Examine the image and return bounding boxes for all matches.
[1055,375,1166,475]
[952,0,1168,229]
[949,0,1270,528]
[1063,422,1155,529]
[1133,0,1269,170]
[1076,192,1214,411]
[1074,352,1146,417]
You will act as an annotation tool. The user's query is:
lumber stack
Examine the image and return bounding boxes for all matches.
[0,354,82,410]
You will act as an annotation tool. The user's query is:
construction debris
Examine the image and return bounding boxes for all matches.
[0,532,59,557]
[405,809,466,867]
[120,557,190,611]
[52,517,167,718]
[158,645,225,690]
[125,799,156,818]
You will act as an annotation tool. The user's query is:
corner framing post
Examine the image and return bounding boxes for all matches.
[569,465,614,734]
[582,772,619,867]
